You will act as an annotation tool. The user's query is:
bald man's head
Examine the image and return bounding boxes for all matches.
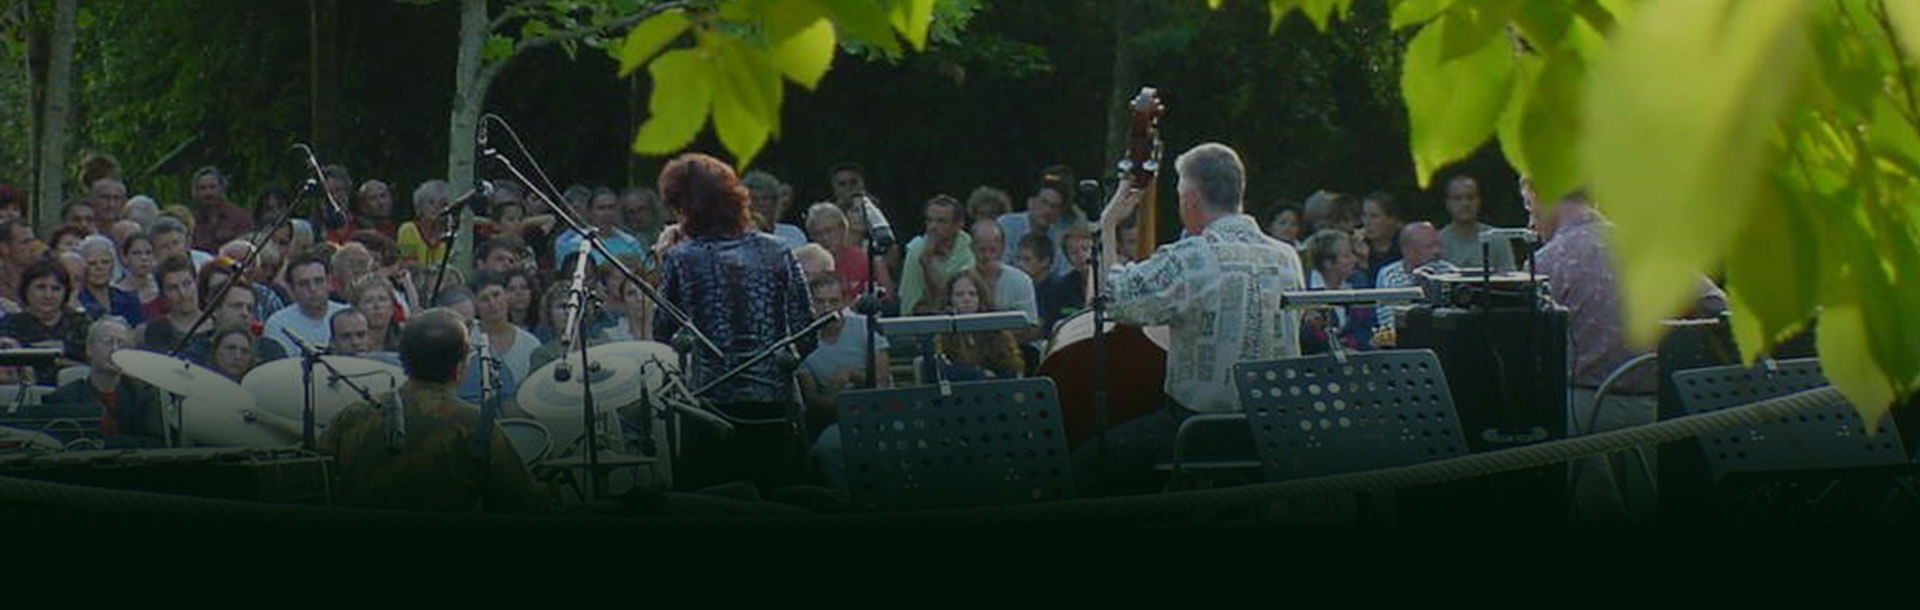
[1399,221,1442,269]
[970,219,1007,271]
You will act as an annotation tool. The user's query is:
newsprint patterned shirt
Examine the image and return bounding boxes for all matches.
[1104,214,1305,414]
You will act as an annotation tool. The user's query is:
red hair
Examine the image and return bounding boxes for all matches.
[659,153,752,239]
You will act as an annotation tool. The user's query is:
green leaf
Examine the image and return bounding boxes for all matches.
[1581,0,1813,347]
[1817,298,1899,433]
[617,8,690,78]
[1300,0,1346,31]
[630,49,714,155]
[1496,53,1541,178]
[484,33,514,62]
[1724,182,1818,363]
[1440,0,1521,61]
[1208,0,1224,8]
[820,0,901,55]
[1517,51,1585,204]
[1402,11,1518,187]
[521,19,553,42]
[767,0,838,89]
[1882,0,1920,63]
[1391,0,1454,29]
[885,0,935,51]
[708,33,785,167]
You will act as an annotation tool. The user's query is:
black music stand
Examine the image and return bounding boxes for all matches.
[1235,349,1467,480]
[834,377,1073,511]
[1671,358,1918,523]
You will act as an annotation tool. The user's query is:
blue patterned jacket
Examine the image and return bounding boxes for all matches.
[654,232,816,405]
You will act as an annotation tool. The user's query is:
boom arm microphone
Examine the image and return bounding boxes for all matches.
[291,143,349,222]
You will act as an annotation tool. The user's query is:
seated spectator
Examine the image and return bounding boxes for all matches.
[74,236,144,325]
[469,271,539,385]
[931,270,1023,381]
[805,202,888,302]
[49,224,89,255]
[791,242,835,285]
[208,324,258,381]
[897,194,975,314]
[1036,222,1094,333]
[1262,198,1303,247]
[328,308,373,357]
[966,186,1012,226]
[59,199,96,234]
[743,171,807,249]
[44,317,165,447]
[1438,174,1518,271]
[113,231,159,305]
[801,274,891,489]
[619,186,666,250]
[2,260,89,382]
[477,236,523,275]
[180,273,286,366]
[349,274,403,353]
[397,180,453,267]
[1361,190,1406,281]
[1299,229,1374,354]
[503,268,536,330]
[263,248,351,356]
[140,254,206,352]
[550,187,646,269]
[149,216,213,271]
[1013,232,1055,286]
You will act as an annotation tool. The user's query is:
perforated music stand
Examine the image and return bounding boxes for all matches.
[1672,358,1918,521]
[1234,349,1467,482]
[1672,358,1911,479]
[835,378,1074,511]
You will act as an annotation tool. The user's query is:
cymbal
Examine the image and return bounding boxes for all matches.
[243,356,406,425]
[112,349,249,404]
[583,341,681,368]
[178,394,298,448]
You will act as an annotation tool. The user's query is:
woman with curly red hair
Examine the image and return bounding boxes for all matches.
[651,153,817,493]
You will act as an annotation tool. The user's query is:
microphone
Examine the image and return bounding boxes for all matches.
[442,180,496,219]
[1076,179,1104,222]
[291,143,349,223]
[553,237,593,382]
[853,193,895,250]
[279,327,330,357]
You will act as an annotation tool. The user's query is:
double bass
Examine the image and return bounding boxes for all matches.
[1038,87,1170,449]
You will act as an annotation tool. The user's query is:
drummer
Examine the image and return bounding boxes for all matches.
[317,307,558,513]
[43,316,165,447]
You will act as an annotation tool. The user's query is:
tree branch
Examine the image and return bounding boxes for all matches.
[1870,0,1920,134]
[486,2,537,33]
[507,1,690,61]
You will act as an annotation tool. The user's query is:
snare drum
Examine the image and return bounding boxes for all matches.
[496,418,551,467]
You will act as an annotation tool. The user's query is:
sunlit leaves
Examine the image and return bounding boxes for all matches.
[766,0,837,89]
[1400,10,1514,188]
[1390,0,1452,29]
[484,33,513,61]
[616,8,690,77]
[884,0,935,51]
[710,32,784,168]
[1723,182,1817,364]
[1818,301,1898,428]
[1582,0,1812,347]
[630,49,713,155]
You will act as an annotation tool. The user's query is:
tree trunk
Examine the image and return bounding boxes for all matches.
[30,0,76,231]
[446,0,488,269]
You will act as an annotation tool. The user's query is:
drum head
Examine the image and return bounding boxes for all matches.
[177,394,294,447]
[113,350,248,402]
[244,356,405,426]
[496,418,551,467]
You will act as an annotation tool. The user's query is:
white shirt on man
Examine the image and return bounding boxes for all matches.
[264,301,350,356]
[987,265,1039,325]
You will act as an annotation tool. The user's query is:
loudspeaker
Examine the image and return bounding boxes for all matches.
[1396,303,1572,524]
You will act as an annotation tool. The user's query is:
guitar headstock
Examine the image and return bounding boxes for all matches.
[1119,87,1165,189]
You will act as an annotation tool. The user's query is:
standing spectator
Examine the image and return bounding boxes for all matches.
[190,166,254,252]
[1437,175,1517,271]
[1361,190,1405,280]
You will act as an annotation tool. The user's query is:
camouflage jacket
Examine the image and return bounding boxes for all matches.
[317,379,557,514]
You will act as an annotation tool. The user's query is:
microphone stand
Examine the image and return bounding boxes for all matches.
[857,217,884,390]
[166,178,318,357]
[469,317,502,465]
[426,211,460,305]
[692,310,840,398]
[555,235,604,497]
[1088,208,1112,466]
[481,150,720,363]
[280,328,380,449]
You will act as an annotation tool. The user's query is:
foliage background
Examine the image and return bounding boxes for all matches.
[1,0,1527,234]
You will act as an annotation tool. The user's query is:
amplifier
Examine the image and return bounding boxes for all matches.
[0,447,333,504]
[1395,303,1572,524]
